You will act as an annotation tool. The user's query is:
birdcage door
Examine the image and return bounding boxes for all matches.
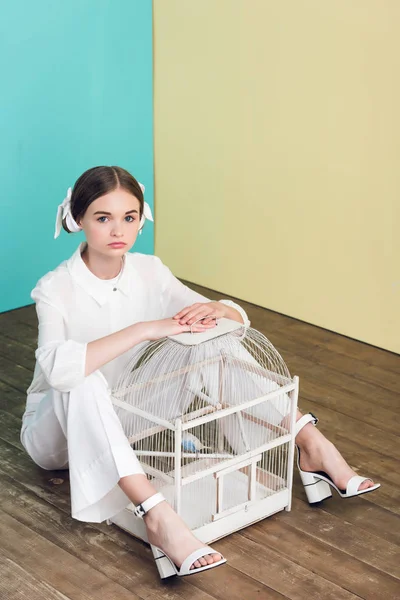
[212,453,263,521]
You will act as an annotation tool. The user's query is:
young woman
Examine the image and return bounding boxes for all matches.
[21,166,379,578]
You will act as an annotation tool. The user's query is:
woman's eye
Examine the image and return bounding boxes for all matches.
[125,215,136,222]
[97,216,108,223]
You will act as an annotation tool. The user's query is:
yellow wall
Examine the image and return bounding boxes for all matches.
[153,1,400,354]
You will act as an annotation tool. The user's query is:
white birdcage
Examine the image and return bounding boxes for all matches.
[109,318,299,545]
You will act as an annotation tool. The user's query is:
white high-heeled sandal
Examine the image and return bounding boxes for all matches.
[296,413,381,504]
[133,492,227,579]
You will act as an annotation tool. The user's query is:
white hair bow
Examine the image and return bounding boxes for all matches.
[138,183,154,234]
[54,187,82,239]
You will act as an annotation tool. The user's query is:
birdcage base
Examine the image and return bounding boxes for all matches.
[109,481,290,546]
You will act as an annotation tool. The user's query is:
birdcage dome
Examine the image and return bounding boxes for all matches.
[113,319,292,430]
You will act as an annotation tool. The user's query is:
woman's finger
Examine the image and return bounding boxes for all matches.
[173,304,201,320]
[180,308,211,325]
[201,316,217,325]
[188,312,217,326]
[177,323,211,334]
[177,309,204,324]
[189,324,217,334]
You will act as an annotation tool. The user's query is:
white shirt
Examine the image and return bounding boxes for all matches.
[26,243,249,403]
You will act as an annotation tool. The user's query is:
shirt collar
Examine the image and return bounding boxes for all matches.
[67,243,133,306]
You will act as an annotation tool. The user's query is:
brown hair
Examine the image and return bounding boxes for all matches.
[62,166,144,233]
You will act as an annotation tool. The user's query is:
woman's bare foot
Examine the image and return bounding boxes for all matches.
[296,418,375,492]
[144,501,222,570]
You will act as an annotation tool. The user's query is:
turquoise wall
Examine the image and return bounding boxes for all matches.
[0,0,153,313]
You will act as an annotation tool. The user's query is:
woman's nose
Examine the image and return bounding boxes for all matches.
[111,228,123,237]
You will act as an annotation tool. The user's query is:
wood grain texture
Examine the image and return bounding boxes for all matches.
[0,556,71,600]
[1,296,399,600]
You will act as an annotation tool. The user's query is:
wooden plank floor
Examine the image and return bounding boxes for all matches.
[0,285,399,600]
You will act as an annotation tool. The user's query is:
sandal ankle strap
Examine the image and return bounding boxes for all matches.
[295,412,318,437]
[133,492,166,518]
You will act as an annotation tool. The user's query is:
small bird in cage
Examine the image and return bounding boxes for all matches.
[181,432,210,453]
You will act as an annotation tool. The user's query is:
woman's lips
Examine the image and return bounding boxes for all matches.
[108,242,126,248]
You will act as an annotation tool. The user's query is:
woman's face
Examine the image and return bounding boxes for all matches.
[78,188,141,258]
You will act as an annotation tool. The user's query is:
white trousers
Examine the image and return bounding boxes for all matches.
[20,372,144,523]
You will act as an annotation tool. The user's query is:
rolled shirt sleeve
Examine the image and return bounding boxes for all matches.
[218,299,251,328]
[31,282,87,393]
[35,339,87,392]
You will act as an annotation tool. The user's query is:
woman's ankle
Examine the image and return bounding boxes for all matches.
[143,500,172,533]
[118,473,158,506]
[296,421,319,447]
[296,423,331,454]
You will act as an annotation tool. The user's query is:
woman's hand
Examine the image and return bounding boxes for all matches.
[138,317,217,342]
[173,302,226,326]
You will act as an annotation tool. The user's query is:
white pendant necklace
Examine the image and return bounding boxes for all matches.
[112,257,125,292]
